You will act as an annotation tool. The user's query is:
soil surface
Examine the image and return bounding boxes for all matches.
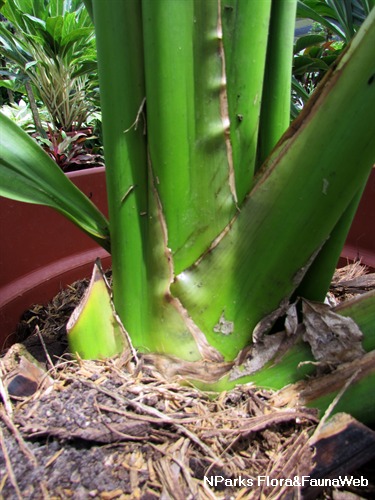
[1,264,375,499]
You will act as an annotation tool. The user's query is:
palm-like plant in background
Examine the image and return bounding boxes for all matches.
[292,0,375,113]
[298,0,374,40]
[1,0,375,421]
[0,0,98,131]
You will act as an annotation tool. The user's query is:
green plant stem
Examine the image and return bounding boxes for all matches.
[222,0,272,203]
[172,10,375,360]
[257,0,297,166]
[308,363,375,425]
[93,0,149,342]
[24,80,45,137]
[295,183,369,301]
[142,0,236,274]
[336,289,375,352]
[82,0,94,21]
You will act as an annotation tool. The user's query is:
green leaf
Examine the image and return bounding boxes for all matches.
[0,113,110,251]
[294,34,326,54]
[297,0,346,39]
[0,79,16,90]
[48,0,62,17]
[299,0,336,19]
[321,54,340,65]
[23,13,46,32]
[0,24,31,67]
[292,75,310,99]
[24,60,37,70]
[61,27,94,51]
[46,16,64,44]
[293,55,328,74]
[308,44,329,57]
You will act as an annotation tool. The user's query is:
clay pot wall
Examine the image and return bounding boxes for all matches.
[0,167,110,348]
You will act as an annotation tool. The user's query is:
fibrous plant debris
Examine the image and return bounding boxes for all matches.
[1,354,319,499]
[1,263,374,499]
[326,261,375,305]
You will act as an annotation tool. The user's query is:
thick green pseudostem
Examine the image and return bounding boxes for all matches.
[142,0,236,274]
[257,0,297,166]
[221,0,272,203]
[93,0,207,359]
[1,2,374,419]
[172,10,375,361]
[93,0,149,344]
[91,1,375,364]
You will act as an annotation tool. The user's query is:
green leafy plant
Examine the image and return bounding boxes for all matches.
[0,0,98,131]
[0,97,48,132]
[294,36,343,85]
[293,0,375,110]
[1,0,374,422]
[0,59,25,104]
[291,34,344,115]
[38,126,104,172]
[297,0,374,41]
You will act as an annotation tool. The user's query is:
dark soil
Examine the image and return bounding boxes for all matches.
[1,264,375,499]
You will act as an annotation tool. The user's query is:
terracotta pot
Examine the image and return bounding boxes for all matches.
[0,167,111,349]
[339,168,375,270]
[1,168,374,349]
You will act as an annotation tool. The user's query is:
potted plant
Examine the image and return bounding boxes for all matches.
[38,125,104,172]
[0,0,107,349]
[0,166,110,348]
[1,0,375,423]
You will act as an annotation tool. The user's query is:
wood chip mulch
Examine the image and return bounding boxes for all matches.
[1,355,320,499]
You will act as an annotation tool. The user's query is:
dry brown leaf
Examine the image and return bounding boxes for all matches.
[231,302,301,379]
[284,301,299,337]
[302,299,365,365]
[230,331,286,380]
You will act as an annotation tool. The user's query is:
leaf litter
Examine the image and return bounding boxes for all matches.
[0,263,374,499]
[302,300,365,367]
